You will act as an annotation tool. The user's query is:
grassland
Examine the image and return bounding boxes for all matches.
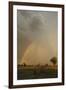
[17,65,58,80]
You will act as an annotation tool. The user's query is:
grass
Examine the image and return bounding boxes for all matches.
[17,65,58,80]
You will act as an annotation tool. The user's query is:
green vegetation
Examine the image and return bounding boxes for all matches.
[17,57,57,80]
[50,57,57,66]
[17,66,57,80]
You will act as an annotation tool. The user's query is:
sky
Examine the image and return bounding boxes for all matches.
[17,10,58,65]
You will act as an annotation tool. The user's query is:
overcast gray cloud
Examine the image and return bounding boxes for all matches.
[17,10,58,65]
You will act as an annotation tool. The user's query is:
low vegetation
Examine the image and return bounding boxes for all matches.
[17,57,57,80]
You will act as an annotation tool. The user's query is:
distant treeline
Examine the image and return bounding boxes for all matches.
[18,56,57,67]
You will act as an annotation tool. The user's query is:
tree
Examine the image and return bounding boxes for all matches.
[44,64,48,67]
[23,62,26,66]
[50,57,57,66]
